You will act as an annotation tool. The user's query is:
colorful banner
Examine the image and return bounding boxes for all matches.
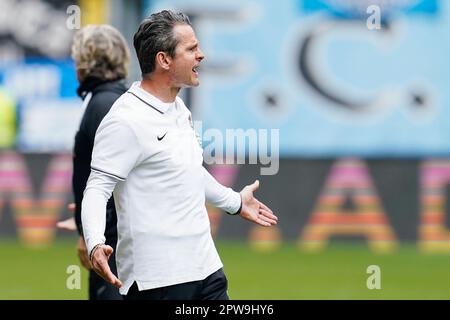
[2,152,450,253]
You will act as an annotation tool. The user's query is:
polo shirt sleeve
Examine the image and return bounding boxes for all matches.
[82,170,118,255]
[90,115,142,181]
[203,167,242,214]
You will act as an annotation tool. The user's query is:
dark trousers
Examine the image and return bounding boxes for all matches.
[124,268,229,300]
[89,248,123,300]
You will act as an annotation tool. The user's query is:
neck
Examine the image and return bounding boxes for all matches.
[140,76,180,103]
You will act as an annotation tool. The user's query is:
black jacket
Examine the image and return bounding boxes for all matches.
[73,77,127,245]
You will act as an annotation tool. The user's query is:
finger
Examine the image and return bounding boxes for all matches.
[102,269,122,288]
[102,268,122,288]
[259,207,278,221]
[113,278,123,288]
[257,200,276,217]
[109,280,122,288]
[96,259,122,288]
[255,217,271,227]
[259,209,278,222]
[67,203,76,213]
[258,213,277,225]
[249,180,260,192]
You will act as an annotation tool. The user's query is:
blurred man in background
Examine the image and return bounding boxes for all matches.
[81,10,278,300]
[70,24,130,300]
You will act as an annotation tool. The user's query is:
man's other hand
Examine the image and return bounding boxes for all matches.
[91,244,123,288]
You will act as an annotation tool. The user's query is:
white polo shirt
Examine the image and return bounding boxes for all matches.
[81,81,241,295]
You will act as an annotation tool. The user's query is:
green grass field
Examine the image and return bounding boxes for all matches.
[1,238,450,299]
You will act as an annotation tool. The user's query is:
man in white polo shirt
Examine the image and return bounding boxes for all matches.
[81,10,278,300]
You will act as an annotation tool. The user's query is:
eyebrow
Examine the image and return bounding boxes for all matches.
[187,42,198,50]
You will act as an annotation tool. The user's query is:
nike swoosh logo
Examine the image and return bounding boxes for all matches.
[157,132,167,141]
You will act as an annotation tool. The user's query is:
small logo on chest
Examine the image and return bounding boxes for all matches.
[157,132,167,141]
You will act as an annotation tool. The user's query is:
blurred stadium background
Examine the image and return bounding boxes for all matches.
[1,0,450,299]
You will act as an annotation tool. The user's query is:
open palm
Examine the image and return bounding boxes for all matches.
[239,180,278,227]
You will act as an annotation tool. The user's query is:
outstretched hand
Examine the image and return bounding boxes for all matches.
[91,244,123,288]
[239,180,278,227]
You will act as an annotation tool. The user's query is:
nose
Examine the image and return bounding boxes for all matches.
[197,48,205,61]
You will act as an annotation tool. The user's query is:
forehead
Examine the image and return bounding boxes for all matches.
[173,24,198,46]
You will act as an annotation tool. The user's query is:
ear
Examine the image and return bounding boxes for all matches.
[155,51,172,70]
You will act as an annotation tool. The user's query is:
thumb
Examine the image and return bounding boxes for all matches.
[249,180,260,192]
[103,245,113,258]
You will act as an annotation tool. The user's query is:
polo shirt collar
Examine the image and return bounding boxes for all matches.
[128,81,175,114]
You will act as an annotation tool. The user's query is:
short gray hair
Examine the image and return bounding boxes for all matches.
[133,10,191,76]
[71,24,130,83]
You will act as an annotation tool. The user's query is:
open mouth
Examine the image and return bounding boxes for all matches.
[192,66,199,75]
